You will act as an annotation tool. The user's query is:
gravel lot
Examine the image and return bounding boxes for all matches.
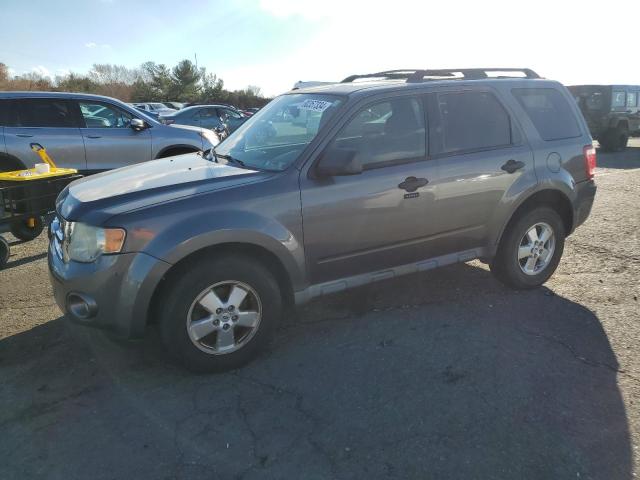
[1,141,639,480]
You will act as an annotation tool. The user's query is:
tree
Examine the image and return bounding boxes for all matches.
[201,72,224,102]
[169,59,201,102]
[0,63,8,85]
[56,73,97,93]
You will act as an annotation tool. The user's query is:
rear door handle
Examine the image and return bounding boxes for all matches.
[16,133,33,138]
[398,176,429,192]
[501,159,525,174]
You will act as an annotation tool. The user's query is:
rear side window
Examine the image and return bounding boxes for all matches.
[12,99,78,128]
[612,91,626,108]
[0,100,7,126]
[512,88,581,141]
[429,91,512,155]
[627,92,637,108]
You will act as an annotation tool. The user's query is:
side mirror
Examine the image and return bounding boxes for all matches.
[316,148,363,177]
[130,118,147,131]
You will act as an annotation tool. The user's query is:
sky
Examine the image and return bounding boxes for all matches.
[0,0,638,97]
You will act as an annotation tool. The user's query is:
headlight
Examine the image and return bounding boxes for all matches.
[66,222,126,263]
[200,129,220,146]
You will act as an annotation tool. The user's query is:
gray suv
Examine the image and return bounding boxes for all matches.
[0,92,219,172]
[48,68,597,372]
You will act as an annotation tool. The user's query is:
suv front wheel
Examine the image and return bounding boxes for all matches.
[491,207,565,289]
[160,255,282,372]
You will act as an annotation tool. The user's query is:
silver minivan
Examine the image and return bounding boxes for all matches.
[0,92,219,172]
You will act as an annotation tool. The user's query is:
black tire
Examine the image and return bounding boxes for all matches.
[159,254,282,372]
[10,216,45,241]
[600,127,629,152]
[491,207,565,289]
[0,236,9,269]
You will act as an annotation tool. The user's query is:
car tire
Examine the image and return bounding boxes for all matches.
[159,254,282,372]
[0,236,9,269]
[600,127,629,152]
[490,207,565,289]
[10,216,44,241]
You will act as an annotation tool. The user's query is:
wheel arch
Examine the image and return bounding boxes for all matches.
[156,144,201,159]
[0,152,27,171]
[147,241,295,326]
[494,189,574,252]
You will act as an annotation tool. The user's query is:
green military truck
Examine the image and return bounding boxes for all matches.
[569,85,640,151]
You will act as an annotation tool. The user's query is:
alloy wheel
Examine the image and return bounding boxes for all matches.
[186,281,262,355]
[517,222,556,276]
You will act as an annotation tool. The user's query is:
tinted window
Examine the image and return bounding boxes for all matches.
[0,99,7,126]
[331,97,426,168]
[220,108,243,119]
[585,92,605,110]
[199,108,219,119]
[612,91,626,108]
[13,99,78,128]
[430,91,511,154]
[79,101,133,128]
[627,92,637,108]
[513,88,581,141]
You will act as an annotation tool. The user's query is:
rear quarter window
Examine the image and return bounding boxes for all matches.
[512,88,582,141]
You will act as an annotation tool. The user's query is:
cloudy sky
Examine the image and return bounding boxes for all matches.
[0,0,638,96]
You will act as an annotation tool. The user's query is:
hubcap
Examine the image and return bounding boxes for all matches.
[186,281,262,355]
[517,222,555,276]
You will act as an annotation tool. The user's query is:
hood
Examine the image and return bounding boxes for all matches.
[168,123,206,133]
[58,153,270,224]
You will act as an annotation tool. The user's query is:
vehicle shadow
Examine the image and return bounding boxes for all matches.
[2,251,47,270]
[596,145,640,169]
[0,263,632,480]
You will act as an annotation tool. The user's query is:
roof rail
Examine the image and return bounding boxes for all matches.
[341,68,540,83]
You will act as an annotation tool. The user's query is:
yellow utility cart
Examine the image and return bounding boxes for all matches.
[0,144,81,268]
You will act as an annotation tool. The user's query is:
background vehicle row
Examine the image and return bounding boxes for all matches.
[0,92,218,172]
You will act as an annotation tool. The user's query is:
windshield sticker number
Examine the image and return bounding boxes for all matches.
[299,99,332,113]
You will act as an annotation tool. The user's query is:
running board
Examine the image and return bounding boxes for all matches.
[294,247,486,305]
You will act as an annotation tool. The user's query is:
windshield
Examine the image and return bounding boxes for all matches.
[214,93,344,171]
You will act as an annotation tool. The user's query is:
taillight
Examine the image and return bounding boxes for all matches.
[583,145,596,180]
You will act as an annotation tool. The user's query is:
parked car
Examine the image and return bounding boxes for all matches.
[159,104,248,133]
[0,92,219,172]
[131,105,160,119]
[132,102,177,116]
[568,84,640,151]
[49,68,597,372]
[163,102,185,110]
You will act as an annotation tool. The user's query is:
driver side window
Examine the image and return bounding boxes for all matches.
[79,101,133,128]
[330,97,426,169]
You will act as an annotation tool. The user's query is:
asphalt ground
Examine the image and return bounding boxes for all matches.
[1,140,639,479]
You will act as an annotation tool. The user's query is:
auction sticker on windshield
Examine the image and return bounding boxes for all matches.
[299,99,333,112]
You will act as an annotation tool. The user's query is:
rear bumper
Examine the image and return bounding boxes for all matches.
[573,179,597,231]
[48,239,171,338]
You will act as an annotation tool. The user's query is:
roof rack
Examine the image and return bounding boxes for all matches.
[341,68,540,83]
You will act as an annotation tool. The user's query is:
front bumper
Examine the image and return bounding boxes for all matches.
[573,179,597,231]
[48,238,171,338]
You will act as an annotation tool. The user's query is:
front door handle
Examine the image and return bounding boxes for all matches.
[501,159,525,174]
[398,176,429,192]
[16,133,34,138]
[86,135,102,139]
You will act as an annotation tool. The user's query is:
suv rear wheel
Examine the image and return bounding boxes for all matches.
[159,255,282,372]
[491,207,565,289]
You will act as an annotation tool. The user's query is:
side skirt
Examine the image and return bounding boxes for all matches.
[294,247,489,305]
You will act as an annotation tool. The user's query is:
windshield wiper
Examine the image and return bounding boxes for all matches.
[215,153,248,168]
[203,147,219,163]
